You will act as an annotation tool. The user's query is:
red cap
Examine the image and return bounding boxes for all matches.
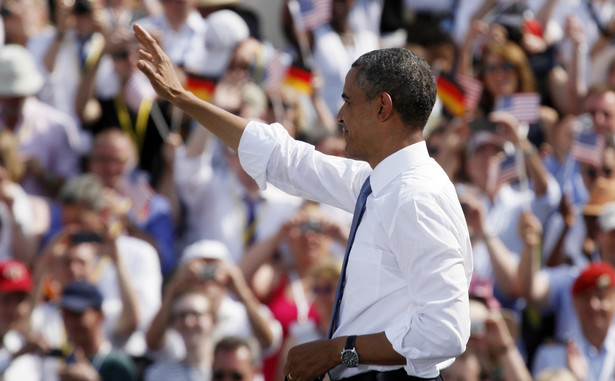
[572,262,615,296]
[0,260,32,293]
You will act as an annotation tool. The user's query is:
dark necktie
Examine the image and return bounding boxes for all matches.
[243,196,262,247]
[327,176,372,338]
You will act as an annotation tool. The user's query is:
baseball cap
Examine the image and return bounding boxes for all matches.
[572,262,615,296]
[0,260,32,293]
[466,131,506,156]
[180,239,231,265]
[59,280,103,312]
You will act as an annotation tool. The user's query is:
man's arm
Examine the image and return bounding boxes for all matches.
[283,333,405,381]
[133,24,247,151]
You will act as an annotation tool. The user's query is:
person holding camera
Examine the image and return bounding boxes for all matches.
[26,225,144,380]
[238,202,347,381]
[145,239,281,371]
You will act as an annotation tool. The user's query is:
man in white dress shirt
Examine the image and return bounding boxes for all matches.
[134,24,472,381]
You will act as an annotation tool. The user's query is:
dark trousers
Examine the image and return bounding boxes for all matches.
[339,369,443,381]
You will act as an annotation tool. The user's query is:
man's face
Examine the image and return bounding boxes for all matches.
[61,204,105,232]
[88,135,134,188]
[171,293,214,345]
[584,92,615,138]
[60,243,98,285]
[62,307,102,346]
[0,96,26,123]
[0,291,29,335]
[573,287,615,339]
[337,68,379,162]
[161,0,192,26]
[213,347,257,381]
[466,143,505,192]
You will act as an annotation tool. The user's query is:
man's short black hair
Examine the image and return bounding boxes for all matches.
[351,48,436,130]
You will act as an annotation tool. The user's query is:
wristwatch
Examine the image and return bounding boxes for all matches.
[340,335,359,367]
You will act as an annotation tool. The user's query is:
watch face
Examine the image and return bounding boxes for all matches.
[341,349,359,367]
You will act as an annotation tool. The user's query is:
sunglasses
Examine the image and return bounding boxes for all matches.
[586,166,614,180]
[213,370,244,380]
[484,62,516,74]
[172,310,207,321]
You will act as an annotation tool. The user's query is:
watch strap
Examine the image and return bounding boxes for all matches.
[345,335,357,350]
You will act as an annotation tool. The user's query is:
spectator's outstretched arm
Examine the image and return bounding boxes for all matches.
[545,195,575,267]
[218,260,279,351]
[564,16,588,115]
[74,0,110,122]
[461,193,521,297]
[104,237,140,342]
[134,24,248,152]
[486,309,531,381]
[517,211,550,307]
[491,111,550,196]
[43,0,71,73]
[157,132,182,227]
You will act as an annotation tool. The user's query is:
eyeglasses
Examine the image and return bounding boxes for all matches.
[213,370,244,380]
[484,62,516,74]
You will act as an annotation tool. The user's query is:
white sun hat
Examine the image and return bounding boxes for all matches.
[0,45,44,97]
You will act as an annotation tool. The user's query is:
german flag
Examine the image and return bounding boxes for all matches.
[282,64,312,95]
[436,73,465,117]
[185,73,218,102]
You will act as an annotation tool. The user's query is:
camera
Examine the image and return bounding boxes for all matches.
[300,220,322,233]
[70,231,102,244]
[200,264,217,281]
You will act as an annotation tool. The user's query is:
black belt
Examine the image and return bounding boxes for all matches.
[338,369,442,381]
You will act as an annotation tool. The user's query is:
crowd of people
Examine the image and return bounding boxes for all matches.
[1,0,615,379]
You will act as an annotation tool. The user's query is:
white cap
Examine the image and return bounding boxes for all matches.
[180,239,231,265]
[201,10,249,77]
[0,45,43,97]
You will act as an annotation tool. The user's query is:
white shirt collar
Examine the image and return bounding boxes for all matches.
[370,140,430,197]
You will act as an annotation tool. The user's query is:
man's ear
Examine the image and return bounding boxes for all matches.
[376,92,394,122]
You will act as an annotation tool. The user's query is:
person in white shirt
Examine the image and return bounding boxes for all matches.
[134,24,472,381]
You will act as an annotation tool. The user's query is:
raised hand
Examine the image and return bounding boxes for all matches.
[133,24,185,102]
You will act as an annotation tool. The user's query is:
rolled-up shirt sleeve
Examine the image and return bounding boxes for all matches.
[238,121,370,212]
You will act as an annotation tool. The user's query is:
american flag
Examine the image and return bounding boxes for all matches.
[123,73,157,114]
[456,73,483,113]
[495,93,541,123]
[497,153,520,187]
[571,132,605,168]
[263,50,289,93]
[115,171,154,224]
[299,0,332,30]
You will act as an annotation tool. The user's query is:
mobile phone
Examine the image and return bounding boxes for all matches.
[47,348,66,358]
[70,231,102,244]
[470,320,486,336]
[469,116,499,133]
[300,220,322,233]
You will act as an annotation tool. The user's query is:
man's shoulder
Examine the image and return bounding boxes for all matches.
[99,350,137,380]
[25,98,76,128]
